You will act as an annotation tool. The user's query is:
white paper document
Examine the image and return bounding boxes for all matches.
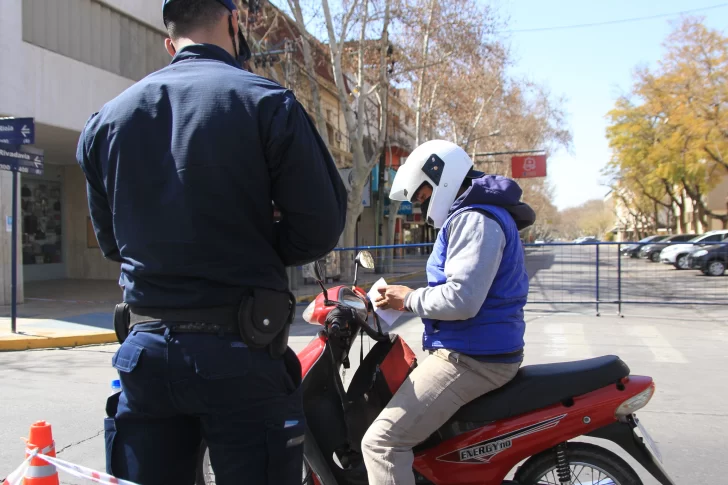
[367,278,403,327]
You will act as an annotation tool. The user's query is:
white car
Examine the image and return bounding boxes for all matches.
[660,230,728,269]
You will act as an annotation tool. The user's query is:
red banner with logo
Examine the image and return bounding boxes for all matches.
[511,155,547,178]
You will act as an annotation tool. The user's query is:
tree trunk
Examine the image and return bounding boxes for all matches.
[320,0,391,257]
[696,202,708,232]
[341,183,365,280]
[675,196,687,234]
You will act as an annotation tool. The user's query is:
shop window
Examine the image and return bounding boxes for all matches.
[21,180,63,265]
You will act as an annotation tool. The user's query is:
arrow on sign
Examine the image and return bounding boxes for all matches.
[0,117,35,145]
[0,145,45,175]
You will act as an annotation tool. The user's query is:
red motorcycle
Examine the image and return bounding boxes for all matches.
[296,251,675,485]
[196,251,676,485]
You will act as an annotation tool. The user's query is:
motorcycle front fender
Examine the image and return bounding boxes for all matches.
[587,418,676,485]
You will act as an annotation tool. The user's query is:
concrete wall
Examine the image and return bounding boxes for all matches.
[97,0,167,31]
[0,0,149,132]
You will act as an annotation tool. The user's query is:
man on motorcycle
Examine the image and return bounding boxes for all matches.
[365,140,535,485]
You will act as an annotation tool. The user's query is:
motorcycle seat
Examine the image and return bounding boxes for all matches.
[449,355,630,424]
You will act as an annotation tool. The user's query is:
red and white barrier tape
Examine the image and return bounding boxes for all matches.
[3,454,31,485]
[3,449,140,485]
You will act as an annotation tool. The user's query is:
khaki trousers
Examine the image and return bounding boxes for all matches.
[361,349,520,485]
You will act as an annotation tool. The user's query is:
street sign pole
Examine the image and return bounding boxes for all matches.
[10,170,18,333]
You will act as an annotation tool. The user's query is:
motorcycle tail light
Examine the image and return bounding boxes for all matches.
[615,382,655,417]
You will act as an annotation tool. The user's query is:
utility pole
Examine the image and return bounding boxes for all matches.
[375,43,394,273]
[375,137,388,273]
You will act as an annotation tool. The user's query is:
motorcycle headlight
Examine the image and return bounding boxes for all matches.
[692,249,708,258]
[302,300,317,324]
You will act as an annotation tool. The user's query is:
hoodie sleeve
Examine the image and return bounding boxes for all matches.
[405,211,505,320]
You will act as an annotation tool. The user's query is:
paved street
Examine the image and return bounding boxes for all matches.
[1,247,726,483]
[2,305,727,484]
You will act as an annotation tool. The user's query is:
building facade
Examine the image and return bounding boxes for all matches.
[0,0,166,304]
[0,0,423,305]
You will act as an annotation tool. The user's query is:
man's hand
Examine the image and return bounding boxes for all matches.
[375,285,413,311]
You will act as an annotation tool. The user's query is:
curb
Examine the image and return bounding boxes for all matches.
[294,270,426,304]
[0,332,117,352]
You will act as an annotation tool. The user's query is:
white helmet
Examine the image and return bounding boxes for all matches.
[390,140,479,228]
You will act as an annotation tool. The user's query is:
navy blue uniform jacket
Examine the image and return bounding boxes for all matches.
[76,44,347,308]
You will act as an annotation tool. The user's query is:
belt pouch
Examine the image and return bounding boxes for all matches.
[237,288,294,353]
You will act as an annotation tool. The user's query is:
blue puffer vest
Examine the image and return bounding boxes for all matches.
[421,176,532,355]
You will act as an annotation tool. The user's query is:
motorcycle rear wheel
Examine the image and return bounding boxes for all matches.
[515,442,643,485]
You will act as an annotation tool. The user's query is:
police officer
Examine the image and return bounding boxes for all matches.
[76,0,347,483]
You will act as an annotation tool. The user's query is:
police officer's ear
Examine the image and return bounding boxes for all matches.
[164,37,177,57]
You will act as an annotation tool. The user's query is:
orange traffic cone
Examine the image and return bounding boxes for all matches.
[23,421,59,485]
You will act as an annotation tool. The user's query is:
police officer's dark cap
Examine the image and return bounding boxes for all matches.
[162,0,238,14]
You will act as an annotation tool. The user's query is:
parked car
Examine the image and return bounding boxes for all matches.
[639,233,697,262]
[620,235,667,258]
[688,243,728,276]
[574,236,599,244]
[660,230,728,269]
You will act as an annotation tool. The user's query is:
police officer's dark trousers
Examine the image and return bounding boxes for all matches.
[105,322,305,485]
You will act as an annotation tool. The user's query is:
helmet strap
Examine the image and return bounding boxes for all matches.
[228,15,239,64]
[228,14,253,68]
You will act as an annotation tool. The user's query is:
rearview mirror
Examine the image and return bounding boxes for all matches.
[313,260,330,303]
[356,251,375,270]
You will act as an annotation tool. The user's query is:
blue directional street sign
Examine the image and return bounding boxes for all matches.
[0,145,44,175]
[0,117,35,145]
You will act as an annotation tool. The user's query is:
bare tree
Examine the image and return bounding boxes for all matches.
[319,0,393,256]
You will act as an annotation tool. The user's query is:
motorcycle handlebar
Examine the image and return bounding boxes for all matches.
[328,306,388,342]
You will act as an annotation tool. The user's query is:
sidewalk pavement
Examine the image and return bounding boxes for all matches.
[0,266,426,352]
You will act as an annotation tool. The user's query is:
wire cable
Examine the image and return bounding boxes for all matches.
[499,2,728,34]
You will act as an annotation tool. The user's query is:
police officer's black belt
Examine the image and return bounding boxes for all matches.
[128,305,239,334]
[115,289,294,358]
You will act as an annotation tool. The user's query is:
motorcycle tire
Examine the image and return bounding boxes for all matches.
[514,442,643,485]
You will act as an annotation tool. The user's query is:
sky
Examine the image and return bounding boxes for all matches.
[495,1,728,210]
